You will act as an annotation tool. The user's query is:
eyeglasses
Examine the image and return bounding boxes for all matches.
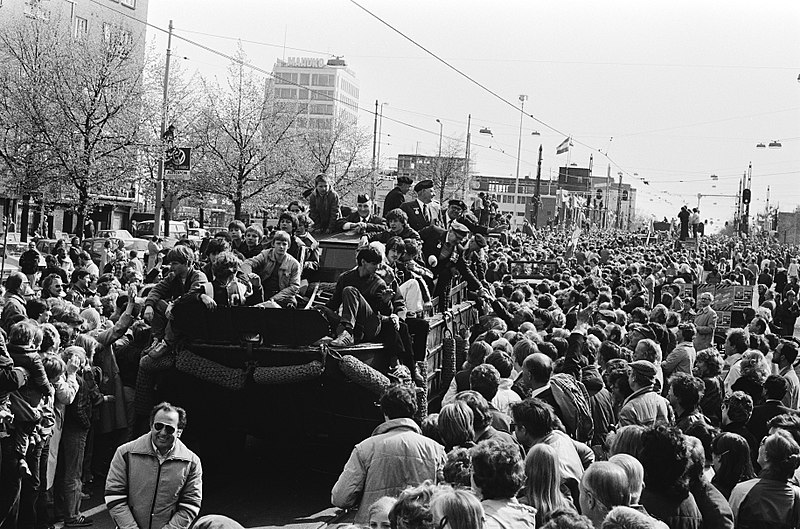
[436,516,448,529]
[153,422,176,435]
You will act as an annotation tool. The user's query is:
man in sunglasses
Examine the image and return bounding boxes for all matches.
[105,402,202,529]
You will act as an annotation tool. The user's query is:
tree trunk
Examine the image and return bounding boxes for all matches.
[163,207,171,237]
[234,199,242,220]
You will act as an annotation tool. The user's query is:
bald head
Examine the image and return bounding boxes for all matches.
[524,352,553,384]
[580,461,630,520]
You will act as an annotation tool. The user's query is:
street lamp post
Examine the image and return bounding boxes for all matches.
[514,94,528,229]
[376,102,389,172]
[435,118,443,199]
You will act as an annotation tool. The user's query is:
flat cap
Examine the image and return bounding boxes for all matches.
[414,179,434,192]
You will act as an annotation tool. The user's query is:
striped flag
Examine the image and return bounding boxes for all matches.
[556,136,572,155]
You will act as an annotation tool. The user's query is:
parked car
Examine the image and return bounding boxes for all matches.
[97,229,149,254]
[135,220,188,240]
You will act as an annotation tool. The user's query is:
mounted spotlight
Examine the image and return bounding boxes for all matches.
[479,127,493,136]
[756,143,766,148]
[769,140,782,149]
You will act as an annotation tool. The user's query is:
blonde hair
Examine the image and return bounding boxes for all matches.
[523,444,570,524]
[608,453,645,504]
[429,486,484,529]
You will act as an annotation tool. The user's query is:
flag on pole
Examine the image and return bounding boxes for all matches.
[556,136,572,155]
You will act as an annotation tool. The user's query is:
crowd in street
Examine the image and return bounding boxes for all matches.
[1,171,800,529]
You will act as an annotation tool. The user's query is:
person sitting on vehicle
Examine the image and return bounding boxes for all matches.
[274,212,317,278]
[308,173,341,234]
[336,194,386,234]
[239,230,300,308]
[142,245,210,357]
[322,247,417,375]
[360,208,419,246]
[239,224,265,259]
[195,251,249,309]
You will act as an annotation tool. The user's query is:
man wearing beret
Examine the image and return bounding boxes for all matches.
[420,221,483,311]
[383,175,412,215]
[617,360,674,428]
[335,195,386,234]
[400,179,440,232]
[442,199,487,236]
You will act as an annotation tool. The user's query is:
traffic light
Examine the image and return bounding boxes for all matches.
[742,188,751,204]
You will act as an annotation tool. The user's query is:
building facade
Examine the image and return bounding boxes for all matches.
[0,0,150,238]
[271,57,359,130]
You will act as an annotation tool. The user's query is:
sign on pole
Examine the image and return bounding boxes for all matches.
[164,147,191,180]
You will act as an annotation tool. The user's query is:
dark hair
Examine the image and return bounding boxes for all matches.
[780,340,799,365]
[511,398,556,439]
[540,508,593,529]
[678,323,696,342]
[764,374,789,401]
[485,351,514,379]
[205,238,231,257]
[726,391,753,423]
[357,247,383,266]
[149,401,188,430]
[512,339,539,367]
[165,245,195,266]
[442,447,472,488]
[639,425,691,500]
[277,212,299,233]
[438,402,475,451]
[454,390,492,430]
[762,430,800,481]
[9,320,37,346]
[26,298,49,320]
[385,208,408,225]
[469,364,501,401]
[380,384,417,419]
[385,236,406,255]
[683,421,719,465]
[42,352,66,381]
[669,373,705,411]
[470,439,525,500]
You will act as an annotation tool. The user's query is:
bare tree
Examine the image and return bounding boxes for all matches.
[0,19,148,234]
[284,118,371,205]
[412,137,467,204]
[190,48,298,219]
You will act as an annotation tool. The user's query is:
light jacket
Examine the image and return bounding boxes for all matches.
[241,249,301,305]
[618,385,674,428]
[105,433,203,529]
[693,307,717,351]
[331,418,445,524]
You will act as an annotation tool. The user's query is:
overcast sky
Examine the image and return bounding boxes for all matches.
[145,0,799,228]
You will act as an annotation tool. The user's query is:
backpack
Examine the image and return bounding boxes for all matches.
[549,372,594,443]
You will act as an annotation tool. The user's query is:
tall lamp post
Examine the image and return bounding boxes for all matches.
[376,102,389,172]
[435,118,443,198]
[513,94,528,229]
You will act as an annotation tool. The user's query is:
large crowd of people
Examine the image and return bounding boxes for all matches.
[0,171,799,529]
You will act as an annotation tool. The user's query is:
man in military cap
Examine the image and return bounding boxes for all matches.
[383,175,413,215]
[442,199,487,236]
[401,179,439,232]
[420,220,483,311]
[336,194,386,234]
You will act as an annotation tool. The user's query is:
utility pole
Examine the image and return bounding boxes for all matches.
[743,162,752,235]
[153,20,173,237]
[463,114,471,200]
[513,95,528,228]
[604,164,611,229]
[533,144,542,227]
[615,172,623,230]
[370,100,378,201]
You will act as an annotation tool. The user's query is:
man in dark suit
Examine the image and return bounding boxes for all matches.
[420,220,481,310]
[401,179,439,232]
[748,375,795,443]
[383,175,412,215]
[335,194,386,234]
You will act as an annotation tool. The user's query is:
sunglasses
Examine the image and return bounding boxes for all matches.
[153,422,177,435]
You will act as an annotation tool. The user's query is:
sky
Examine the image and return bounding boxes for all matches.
[143,0,800,231]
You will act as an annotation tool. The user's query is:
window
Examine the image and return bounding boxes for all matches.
[298,89,308,100]
[120,0,135,8]
[299,73,309,85]
[74,16,88,39]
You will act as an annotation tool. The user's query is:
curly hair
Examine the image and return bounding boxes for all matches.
[389,482,437,529]
[470,439,524,500]
[442,448,472,488]
[639,425,691,500]
[738,350,770,386]
[669,373,705,412]
[695,348,723,377]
